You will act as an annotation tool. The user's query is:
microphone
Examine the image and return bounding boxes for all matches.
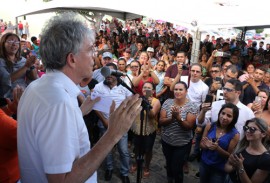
[101,66,127,77]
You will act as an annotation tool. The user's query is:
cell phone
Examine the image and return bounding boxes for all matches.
[204,94,214,105]
[0,98,8,107]
[255,96,262,104]
[214,51,224,57]
[215,77,222,82]
[145,89,152,99]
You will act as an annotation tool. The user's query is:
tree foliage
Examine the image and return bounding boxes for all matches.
[256,29,264,34]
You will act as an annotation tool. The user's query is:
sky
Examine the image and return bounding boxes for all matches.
[1,0,270,38]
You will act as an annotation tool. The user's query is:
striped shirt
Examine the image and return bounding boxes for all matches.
[161,98,198,146]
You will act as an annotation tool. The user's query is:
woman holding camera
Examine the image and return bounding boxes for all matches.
[224,118,270,183]
[130,82,161,178]
[159,81,198,183]
[200,103,240,183]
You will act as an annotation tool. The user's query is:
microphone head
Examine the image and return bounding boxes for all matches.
[101,66,111,78]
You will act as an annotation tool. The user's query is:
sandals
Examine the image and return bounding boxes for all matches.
[129,164,137,173]
[143,168,150,178]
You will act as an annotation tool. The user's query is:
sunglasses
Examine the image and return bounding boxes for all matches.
[210,70,220,73]
[243,125,261,134]
[222,87,235,92]
[131,66,139,69]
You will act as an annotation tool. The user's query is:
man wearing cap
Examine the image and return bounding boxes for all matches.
[147,47,158,67]
[93,51,113,83]
[120,48,134,65]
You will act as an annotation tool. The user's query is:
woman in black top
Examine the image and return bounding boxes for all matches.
[224,118,270,183]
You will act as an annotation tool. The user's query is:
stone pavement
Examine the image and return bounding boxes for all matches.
[97,133,200,183]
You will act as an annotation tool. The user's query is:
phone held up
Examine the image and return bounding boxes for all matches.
[145,89,152,99]
[204,94,214,106]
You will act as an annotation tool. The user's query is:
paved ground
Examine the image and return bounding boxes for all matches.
[97,133,200,183]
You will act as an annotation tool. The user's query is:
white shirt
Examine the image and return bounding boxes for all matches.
[188,80,209,108]
[197,100,255,139]
[18,71,97,183]
[93,82,132,128]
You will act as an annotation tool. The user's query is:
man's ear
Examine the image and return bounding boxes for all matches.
[66,52,76,68]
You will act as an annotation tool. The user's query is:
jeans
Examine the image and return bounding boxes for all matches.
[162,140,191,183]
[100,127,130,176]
[200,161,226,183]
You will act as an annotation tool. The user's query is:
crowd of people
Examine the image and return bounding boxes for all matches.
[1,12,270,183]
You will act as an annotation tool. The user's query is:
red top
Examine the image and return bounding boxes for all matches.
[133,77,154,96]
[0,109,20,183]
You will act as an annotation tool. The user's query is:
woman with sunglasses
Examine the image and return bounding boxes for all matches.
[225,118,270,183]
[200,103,240,183]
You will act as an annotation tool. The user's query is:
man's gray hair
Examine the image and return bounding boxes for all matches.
[40,12,95,70]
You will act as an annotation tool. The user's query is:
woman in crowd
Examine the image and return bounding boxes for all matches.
[123,60,140,88]
[255,96,270,135]
[199,53,209,79]
[247,89,269,114]
[117,57,127,73]
[0,33,37,98]
[225,118,270,183]
[132,63,159,96]
[159,81,198,183]
[154,60,167,103]
[200,103,240,183]
[263,69,270,90]
[239,63,256,83]
[130,82,161,178]
[98,37,108,51]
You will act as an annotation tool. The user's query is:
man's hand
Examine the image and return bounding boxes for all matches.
[107,94,142,141]
[201,102,212,113]
[177,63,183,75]
[80,96,101,116]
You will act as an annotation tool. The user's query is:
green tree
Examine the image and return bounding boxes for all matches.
[256,29,264,34]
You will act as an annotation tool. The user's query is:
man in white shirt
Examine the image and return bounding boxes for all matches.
[17,12,142,183]
[93,63,132,183]
[197,79,255,139]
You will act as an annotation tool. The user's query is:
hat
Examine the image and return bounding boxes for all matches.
[125,48,131,53]
[147,47,154,52]
[102,52,112,59]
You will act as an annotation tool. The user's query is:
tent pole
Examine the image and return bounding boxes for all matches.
[190,28,201,64]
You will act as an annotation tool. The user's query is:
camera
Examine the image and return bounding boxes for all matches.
[182,64,189,70]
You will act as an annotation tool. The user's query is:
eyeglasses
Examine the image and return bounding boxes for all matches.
[222,87,235,92]
[6,40,20,45]
[191,70,201,73]
[243,125,261,134]
[131,66,139,69]
[210,70,220,73]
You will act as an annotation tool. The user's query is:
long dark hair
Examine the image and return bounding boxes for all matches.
[0,33,21,70]
[216,103,239,132]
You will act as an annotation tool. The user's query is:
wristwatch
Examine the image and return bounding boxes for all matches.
[238,167,245,174]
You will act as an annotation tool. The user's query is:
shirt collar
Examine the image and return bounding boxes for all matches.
[46,70,81,98]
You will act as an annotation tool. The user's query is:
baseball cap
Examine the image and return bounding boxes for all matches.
[147,47,154,52]
[102,52,112,59]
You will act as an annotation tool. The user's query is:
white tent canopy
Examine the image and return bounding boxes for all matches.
[16,0,270,31]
